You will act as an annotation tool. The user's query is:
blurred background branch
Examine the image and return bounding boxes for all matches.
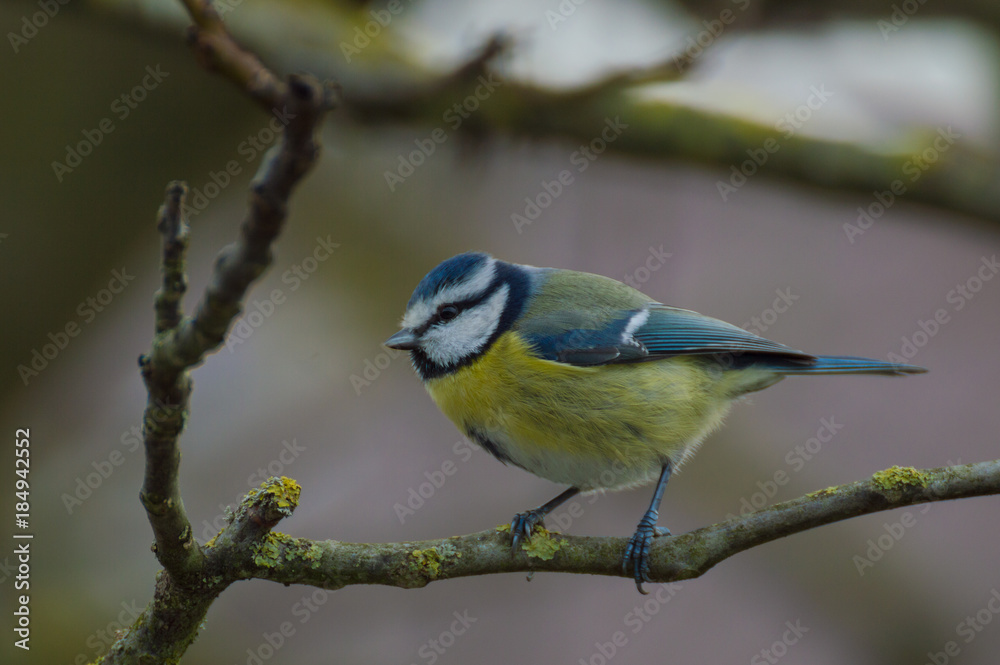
[93,0,1000,221]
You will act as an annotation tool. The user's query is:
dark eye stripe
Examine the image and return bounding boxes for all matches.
[414,290,494,335]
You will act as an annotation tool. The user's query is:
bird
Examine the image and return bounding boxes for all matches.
[384,252,926,592]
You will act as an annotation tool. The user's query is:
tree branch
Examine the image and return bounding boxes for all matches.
[180,0,286,111]
[245,461,1000,589]
[99,2,334,661]
[102,477,302,664]
[154,182,189,334]
[138,182,203,582]
[97,2,999,663]
[137,68,331,585]
[99,0,1000,223]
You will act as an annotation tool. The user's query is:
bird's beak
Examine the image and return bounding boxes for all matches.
[385,329,419,350]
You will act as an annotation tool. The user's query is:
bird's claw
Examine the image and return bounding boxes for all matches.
[623,518,671,594]
[510,510,545,551]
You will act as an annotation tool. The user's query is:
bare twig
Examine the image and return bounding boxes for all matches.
[139,181,203,583]
[99,1,334,662]
[135,70,331,583]
[136,71,331,586]
[154,182,189,334]
[180,0,285,110]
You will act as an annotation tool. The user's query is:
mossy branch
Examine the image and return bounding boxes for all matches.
[102,477,303,664]
[239,461,1000,589]
[104,454,1000,663]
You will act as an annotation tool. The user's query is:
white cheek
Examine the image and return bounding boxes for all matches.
[422,286,508,366]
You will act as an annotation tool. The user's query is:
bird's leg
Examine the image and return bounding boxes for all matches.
[623,461,673,594]
[510,487,581,550]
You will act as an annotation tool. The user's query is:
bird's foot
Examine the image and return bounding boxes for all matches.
[622,515,671,594]
[510,509,547,551]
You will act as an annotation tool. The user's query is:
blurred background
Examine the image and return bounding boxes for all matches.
[2,0,1000,663]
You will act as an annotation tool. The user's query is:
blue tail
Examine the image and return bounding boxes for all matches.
[775,355,927,376]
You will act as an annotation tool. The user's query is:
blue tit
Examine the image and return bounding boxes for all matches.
[385,252,926,592]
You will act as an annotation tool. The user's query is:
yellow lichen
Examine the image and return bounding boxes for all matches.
[253,533,284,568]
[264,477,301,512]
[522,527,561,560]
[301,541,325,569]
[872,465,929,491]
[411,548,444,577]
[410,543,461,579]
[283,537,325,569]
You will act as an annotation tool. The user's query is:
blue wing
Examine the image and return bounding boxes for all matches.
[521,305,812,367]
[520,305,925,375]
[633,306,807,359]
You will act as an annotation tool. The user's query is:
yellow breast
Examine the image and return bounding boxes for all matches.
[424,331,740,490]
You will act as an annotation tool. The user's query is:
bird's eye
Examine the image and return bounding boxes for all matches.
[438,305,459,322]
